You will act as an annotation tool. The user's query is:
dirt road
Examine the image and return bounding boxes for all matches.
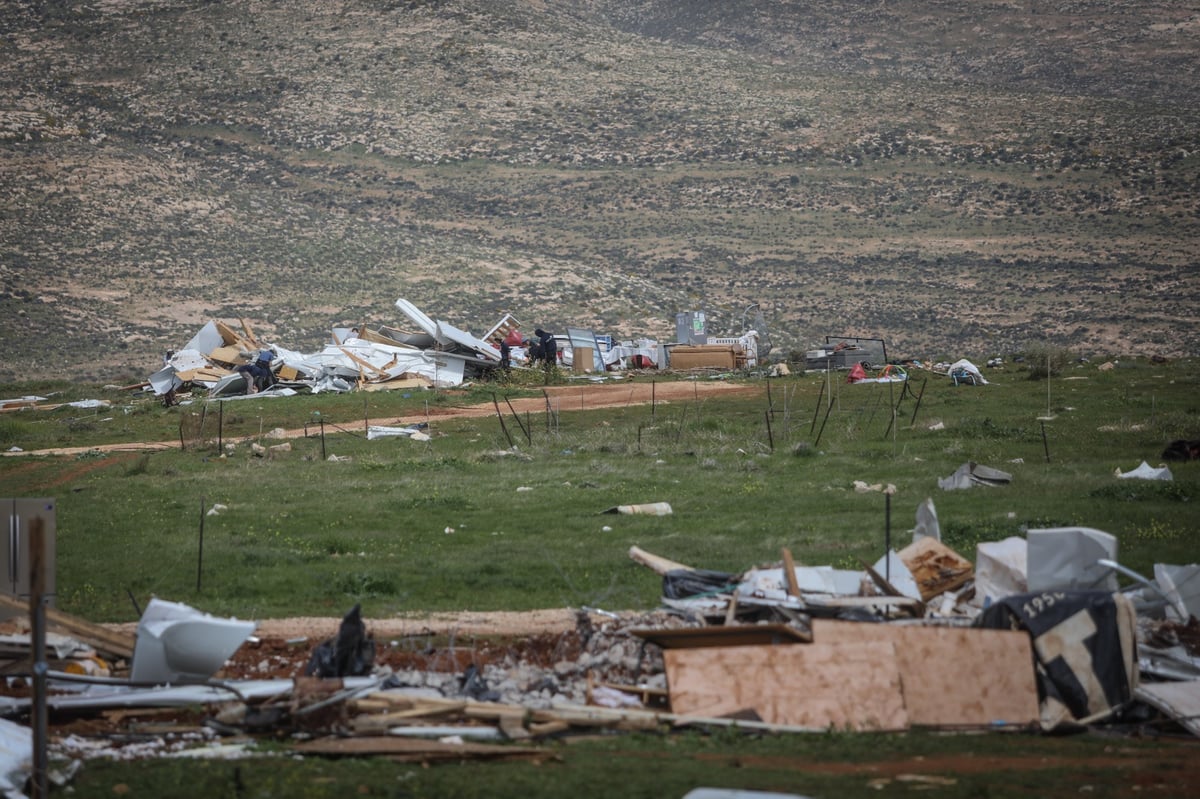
[4,377,762,458]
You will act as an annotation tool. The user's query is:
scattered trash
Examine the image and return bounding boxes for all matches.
[1115,461,1173,481]
[937,461,1012,490]
[910,497,940,542]
[603,502,673,516]
[130,598,257,685]
[303,604,375,679]
[1162,439,1200,461]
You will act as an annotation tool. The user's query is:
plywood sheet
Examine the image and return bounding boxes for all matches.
[664,642,908,731]
[812,620,1039,726]
[207,345,246,366]
[669,346,737,370]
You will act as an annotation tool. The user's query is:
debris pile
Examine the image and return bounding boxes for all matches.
[0,513,1195,785]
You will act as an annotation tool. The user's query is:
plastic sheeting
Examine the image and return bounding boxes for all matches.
[1026,527,1119,593]
[937,462,1012,490]
[1115,461,1173,481]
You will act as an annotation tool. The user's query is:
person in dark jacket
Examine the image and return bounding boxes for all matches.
[534,328,557,381]
[493,337,511,372]
[236,346,277,394]
[526,336,543,367]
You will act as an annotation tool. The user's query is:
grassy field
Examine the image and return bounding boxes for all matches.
[56,728,1200,799]
[0,359,1196,623]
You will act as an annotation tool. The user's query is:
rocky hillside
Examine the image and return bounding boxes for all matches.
[2,0,1197,382]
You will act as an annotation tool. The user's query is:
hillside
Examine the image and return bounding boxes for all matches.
[2,0,1198,382]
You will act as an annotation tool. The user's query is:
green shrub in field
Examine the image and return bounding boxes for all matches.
[1022,342,1076,379]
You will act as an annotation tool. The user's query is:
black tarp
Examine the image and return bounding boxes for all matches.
[975,590,1138,727]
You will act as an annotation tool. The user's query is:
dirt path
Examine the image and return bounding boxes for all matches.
[3,378,761,458]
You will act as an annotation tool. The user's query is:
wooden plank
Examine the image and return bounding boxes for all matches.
[292,735,547,762]
[664,642,909,731]
[207,345,246,366]
[213,321,244,347]
[812,620,1039,727]
[632,624,811,649]
[627,545,692,576]
[238,318,260,348]
[337,347,389,377]
[0,595,134,660]
[781,548,801,598]
[897,538,974,601]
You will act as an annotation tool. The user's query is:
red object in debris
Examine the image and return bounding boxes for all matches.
[631,354,655,369]
[504,329,524,347]
[847,362,867,383]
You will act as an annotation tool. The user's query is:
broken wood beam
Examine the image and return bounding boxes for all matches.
[0,595,134,660]
[781,548,801,598]
[627,546,693,576]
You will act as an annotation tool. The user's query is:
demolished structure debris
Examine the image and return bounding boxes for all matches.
[0,509,1195,786]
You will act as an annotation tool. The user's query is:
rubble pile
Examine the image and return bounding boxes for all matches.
[0,513,1195,785]
[147,298,670,403]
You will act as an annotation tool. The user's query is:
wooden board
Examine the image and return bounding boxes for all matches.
[207,345,245,366]
[664,642,909,731]
[897,537,974,601]
[812,620,1038,727]
[633,623,811,649]
[669,346,737,370]
[0,594,135,660]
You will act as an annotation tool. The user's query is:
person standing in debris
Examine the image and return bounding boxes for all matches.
[526,335,543,368]
[493,336,511,373]
[237,346,277,394]
[535,328,557,381]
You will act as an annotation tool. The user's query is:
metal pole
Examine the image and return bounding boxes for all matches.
[196,496,205,592]
[813,395,836,447]
[884,493,892,583]
[492,393,514,448]
[909,378,928,426]
[764,409,774,452]
[320,416,326,461]
[503,395,530,444]
[810,374,826,434]
[30,517,47,799]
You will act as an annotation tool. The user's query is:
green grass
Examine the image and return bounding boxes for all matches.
[1,359,1196,623]
[58,728,1199,799]
[4,363,1198,796]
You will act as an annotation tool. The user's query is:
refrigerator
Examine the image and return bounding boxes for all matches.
[2,498,56,606]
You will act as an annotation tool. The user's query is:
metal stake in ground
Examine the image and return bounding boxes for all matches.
[29,516,47,799]
[884,491,892,583]
[196,495,205,592]
[492,393,514,448]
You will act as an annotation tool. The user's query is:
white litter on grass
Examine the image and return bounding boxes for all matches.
[1115,461,1173,481]
[206,503,228,516]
